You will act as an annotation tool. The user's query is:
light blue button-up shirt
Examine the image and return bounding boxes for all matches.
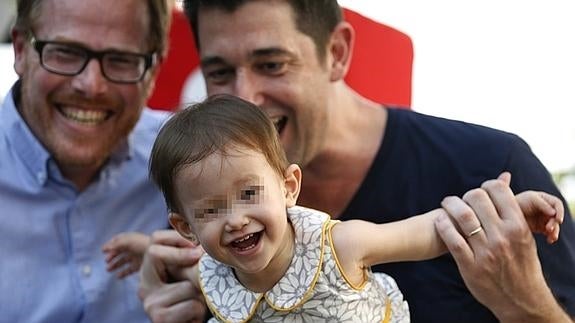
[0,83,170,323]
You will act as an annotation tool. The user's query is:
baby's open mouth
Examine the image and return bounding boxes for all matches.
[231,231,262,251]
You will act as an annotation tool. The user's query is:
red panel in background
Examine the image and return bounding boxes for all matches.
[343,9,413,108]
[147,8,412,110]
[147,9,199,110]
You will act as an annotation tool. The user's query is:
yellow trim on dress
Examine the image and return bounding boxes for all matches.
[327,219,369,290]
[382,298,392,323]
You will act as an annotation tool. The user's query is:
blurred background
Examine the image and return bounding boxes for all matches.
[1,0,573,208]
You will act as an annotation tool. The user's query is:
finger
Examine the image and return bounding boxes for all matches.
[116,262,139,279]
[178,264,200,281]
[545,219,560,244]
[103,232,150,253]
[497,171,511,185]
[148,244,203,268]
[434,212,474,266]
[140,280,202,319]
[107,255,131,272]
[480,177,524,223]
[528,192,558,218]
[140,247,170,293]
[552,222,561,242]
[539,193,565,224]
[149,298,206,323]
[101,239,119,252]
[167,298,207,323]
[151,230,196,248]
[147,280,198,305]
[442,195,488,243]
[515,191,559,235]
[139,243,202,294]
[104,250,120,263]
[102,233,130,252]
[545,217,557,232]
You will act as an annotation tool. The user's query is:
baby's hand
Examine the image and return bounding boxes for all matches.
[515,191,564,244]
[102,232,151,279]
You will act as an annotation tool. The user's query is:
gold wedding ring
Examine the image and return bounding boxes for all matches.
[466,226,483,238]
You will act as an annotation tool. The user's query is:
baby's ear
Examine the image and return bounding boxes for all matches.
[169,212,199,246]
[284,164,302,207]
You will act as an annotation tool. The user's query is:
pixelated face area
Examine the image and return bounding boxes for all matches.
[191,179,264,223]
[173,149,287,226]
[173,149,297,277]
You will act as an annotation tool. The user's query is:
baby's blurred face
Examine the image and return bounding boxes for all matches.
[174,148,293,275]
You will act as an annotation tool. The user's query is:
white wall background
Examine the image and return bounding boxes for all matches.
[339,0,575,200]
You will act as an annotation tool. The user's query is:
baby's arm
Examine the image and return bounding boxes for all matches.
[331,208,448,283]
[515,191,564,243]
[102,232,151,279]
[332,188,565,281]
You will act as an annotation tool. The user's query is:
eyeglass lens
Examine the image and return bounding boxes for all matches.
[39,42,150,83]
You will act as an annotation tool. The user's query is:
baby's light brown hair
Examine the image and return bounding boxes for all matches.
[150,94,289,214]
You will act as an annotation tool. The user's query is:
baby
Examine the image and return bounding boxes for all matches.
[104,95,563,322]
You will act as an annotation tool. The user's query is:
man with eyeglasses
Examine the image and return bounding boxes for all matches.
[0,0,171,322]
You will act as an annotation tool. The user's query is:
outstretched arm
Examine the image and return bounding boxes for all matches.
[331,207,448,286]
[333,173,565,273]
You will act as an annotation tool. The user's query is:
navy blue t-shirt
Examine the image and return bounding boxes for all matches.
[340,108,575,322]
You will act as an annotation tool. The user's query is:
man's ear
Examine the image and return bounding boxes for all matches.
[283,164,302,207]
[144,54,165,99]
[12,28,29,77]
[327,21,355,82]
[169,212,199,246]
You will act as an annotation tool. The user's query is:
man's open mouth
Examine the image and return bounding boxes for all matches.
[58,106,111,125]
[270,116,287,135]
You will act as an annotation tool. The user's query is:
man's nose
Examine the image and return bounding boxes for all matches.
[70,59,109,97]
[233,71,264,106]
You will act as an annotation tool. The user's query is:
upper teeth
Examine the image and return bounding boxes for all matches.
[269,116,282,122]
[60,107,107,124]
[234,233,253,243]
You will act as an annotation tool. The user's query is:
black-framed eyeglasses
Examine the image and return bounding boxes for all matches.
[31,36,156,84]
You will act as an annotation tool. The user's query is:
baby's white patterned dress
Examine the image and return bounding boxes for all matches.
[199,206,410,323]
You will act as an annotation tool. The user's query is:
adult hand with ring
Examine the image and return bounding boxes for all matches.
[435,172,571,322]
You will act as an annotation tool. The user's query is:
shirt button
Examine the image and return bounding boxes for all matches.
[36,172,46,183]
[82,265,92,277]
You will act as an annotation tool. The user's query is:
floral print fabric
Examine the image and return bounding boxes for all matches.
[199,206,410,322]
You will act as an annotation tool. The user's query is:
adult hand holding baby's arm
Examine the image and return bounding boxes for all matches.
[436,172,572,323]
